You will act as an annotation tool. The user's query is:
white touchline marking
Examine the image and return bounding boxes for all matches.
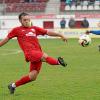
[0,49,22,56]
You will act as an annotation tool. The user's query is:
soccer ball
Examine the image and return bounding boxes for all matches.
[78,34,91,47]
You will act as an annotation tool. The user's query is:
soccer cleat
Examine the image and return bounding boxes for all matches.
[8,84,15,94]
[58,57,67,67]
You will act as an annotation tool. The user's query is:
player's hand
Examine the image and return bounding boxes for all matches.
[85,30,90,35]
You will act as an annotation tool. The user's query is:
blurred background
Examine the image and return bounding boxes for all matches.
[0,0,100,38]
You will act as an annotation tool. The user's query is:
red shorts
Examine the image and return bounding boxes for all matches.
[30,61,42,72]
[26,50,43,63]
[25,50,43,72]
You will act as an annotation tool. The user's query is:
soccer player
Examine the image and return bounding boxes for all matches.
[0,12,67,94]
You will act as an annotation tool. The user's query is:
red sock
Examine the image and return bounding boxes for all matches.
[45,56,59,65]
[15,75,31,87]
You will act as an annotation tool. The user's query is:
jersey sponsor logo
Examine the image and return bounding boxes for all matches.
[31,29,35,32]
[26,32,36,37]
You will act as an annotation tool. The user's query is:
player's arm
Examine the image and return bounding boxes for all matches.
[0,37,10,47]
[90,30,100,35]
[34,26,67,42]
[0,28,17,47]
[86,30,100,35]
[47,31,67,42]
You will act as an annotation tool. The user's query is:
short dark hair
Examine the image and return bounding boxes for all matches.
[18,12,29,20]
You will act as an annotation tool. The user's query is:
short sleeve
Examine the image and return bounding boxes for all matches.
[33,26,47,35]
[7,28,18,39]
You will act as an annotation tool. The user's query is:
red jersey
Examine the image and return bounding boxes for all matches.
[7,26,47,57]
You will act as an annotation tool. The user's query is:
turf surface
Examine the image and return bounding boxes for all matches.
[0,38,100,100]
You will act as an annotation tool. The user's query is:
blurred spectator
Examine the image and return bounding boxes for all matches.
[77,0,83,6]
[60,18,66,29]
[81,17,89,28]
[68,17,75,28]
[61,0,66,2]
[66,0,72,6]
[24,0,32,2]
[89,0,95,5]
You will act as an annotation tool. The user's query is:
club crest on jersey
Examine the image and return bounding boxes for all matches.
[26,32,36,37]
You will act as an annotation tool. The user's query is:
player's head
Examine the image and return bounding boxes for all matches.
[18,12,32,27]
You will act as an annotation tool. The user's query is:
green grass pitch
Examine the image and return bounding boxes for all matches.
[0,38,100,100]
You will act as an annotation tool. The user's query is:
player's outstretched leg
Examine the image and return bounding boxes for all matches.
[58,57,67,67]
[45,56,67,67]
[8,84,15,94]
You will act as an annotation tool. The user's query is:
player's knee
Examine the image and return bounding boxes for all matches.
[41,53,48,61]
[29,71,38,81]
[29,74,37,81]
[30,76,37,81]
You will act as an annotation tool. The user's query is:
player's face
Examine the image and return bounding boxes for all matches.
[20,15,32,27]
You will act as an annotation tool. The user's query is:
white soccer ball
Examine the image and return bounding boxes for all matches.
[78,34,91,47]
